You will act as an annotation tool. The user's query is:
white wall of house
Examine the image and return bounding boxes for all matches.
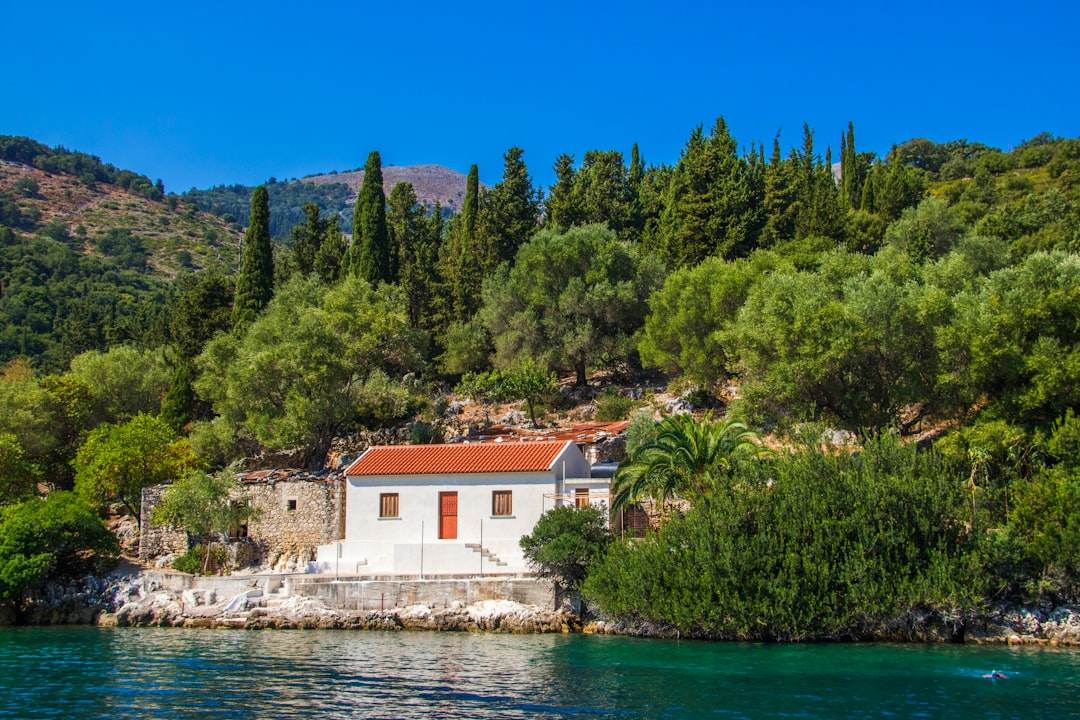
[316,442,592,576]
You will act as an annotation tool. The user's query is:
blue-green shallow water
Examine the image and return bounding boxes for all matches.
[1,628,1078,719]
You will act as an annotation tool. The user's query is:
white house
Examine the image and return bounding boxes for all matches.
[314,440,609,576]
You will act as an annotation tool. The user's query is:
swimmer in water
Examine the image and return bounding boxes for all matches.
[982,670,1008,679]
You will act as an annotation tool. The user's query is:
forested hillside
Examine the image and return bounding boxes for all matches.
[181,164,472,241]
[2,122,1080,622]
[0,136,242,372]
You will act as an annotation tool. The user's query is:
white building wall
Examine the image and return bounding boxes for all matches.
[316,441,595,576]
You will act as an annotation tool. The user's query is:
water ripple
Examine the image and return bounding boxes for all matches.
[0,628,1078,719]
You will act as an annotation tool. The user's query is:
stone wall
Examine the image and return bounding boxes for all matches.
[138,485,188,562]
[239,472,343,571]
[139,471,344,571]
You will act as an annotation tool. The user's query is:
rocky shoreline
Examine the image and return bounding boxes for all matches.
[581,603,1080,646]
[7,568,1079,645]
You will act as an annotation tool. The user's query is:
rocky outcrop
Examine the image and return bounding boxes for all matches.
[582,604,1080,645]
[964,604,1080,646]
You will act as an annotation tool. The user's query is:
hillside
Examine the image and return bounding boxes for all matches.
[303,163,478,213]
[182,164,477,241]
[0,160,243,277]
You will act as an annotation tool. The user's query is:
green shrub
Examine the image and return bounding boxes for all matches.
[172,545,204,574]
[585,435,982,639]
[595,389,638,421]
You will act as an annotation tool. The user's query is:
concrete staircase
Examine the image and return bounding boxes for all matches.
[464,543,508,567]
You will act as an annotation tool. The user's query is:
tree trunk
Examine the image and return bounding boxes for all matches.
[575,357,587,387]
[307,434,333,471]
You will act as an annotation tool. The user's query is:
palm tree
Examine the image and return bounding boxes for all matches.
[611,412,762,513]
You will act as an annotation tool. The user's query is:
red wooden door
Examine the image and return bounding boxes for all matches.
[439,492,458,539]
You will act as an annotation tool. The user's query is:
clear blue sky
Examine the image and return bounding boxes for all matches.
[3,1,1077,193]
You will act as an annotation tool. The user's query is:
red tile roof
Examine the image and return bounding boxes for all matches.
[345,441,572,477]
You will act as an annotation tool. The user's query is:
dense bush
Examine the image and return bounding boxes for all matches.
[585,435,982,640]
[0,492,118,604]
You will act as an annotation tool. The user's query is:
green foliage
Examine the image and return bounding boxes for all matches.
[151,469,255,540]
[454,360,557,426]
[594,389,639,422]
[0,135,162,201]
[639,252,781,384]
[654,118,759,265]
[389,183,442,331]
[623,410,659,456]
[520,505,612,591]
[349,151,392,284]
[409,421,437,445]
[171,545,205,575]
[180,179,353,240]
[196,275,424,468]
[941,251,1080,425]
[74,413,200,521]
[611,413,762,512]
[168,272,234,363]
[232,186,274,332]
[67,346,171,424]
[481,224,665,385]
[884,197,966,261]
[0,492,118,604]
[94,228,147,271]
[476,147,541,271]
[0,433,39,505]
[494,359,559,426]
[0,230,167,372]
[732,248,940,431]
[0,365,95,491]
[587,436,979,639]
[1008,468,1080,598]
[437,319,491,376]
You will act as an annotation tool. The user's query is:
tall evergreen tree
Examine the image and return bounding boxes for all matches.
[840,121,869,211]
[793,125,845,241]
[349,151,392,284]
[624,142,647,240]
[578,150,629,232]
[440,164,483,323]
[462,164,479,240]
[314,224,347,284]
[389,182,441,330]
[290,203,332,276]
[546,154,580,232]
[232,185,274,333]
[761,136,806,247]
[657,117,755,265]
[477,147,540,271]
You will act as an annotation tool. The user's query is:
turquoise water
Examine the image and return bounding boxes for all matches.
[0,628,1077,719]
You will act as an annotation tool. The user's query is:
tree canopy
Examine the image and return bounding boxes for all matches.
[480,224,664,385]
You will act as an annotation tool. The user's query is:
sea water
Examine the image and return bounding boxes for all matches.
[1,627,1077,719]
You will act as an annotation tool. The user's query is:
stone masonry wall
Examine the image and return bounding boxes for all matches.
[241,475,342,570]
[138,485,189,562]
[139,472,344,571]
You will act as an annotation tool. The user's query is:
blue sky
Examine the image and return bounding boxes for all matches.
[3,1,1077,193]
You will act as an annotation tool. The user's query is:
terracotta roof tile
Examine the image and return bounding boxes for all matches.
[345,441,571,476]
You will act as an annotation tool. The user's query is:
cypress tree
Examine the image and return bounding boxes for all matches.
[350,151,392,284]
[440,165,482,323]
[462,164,479,240]
[232,185,274,332]
[625,143,646,240]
